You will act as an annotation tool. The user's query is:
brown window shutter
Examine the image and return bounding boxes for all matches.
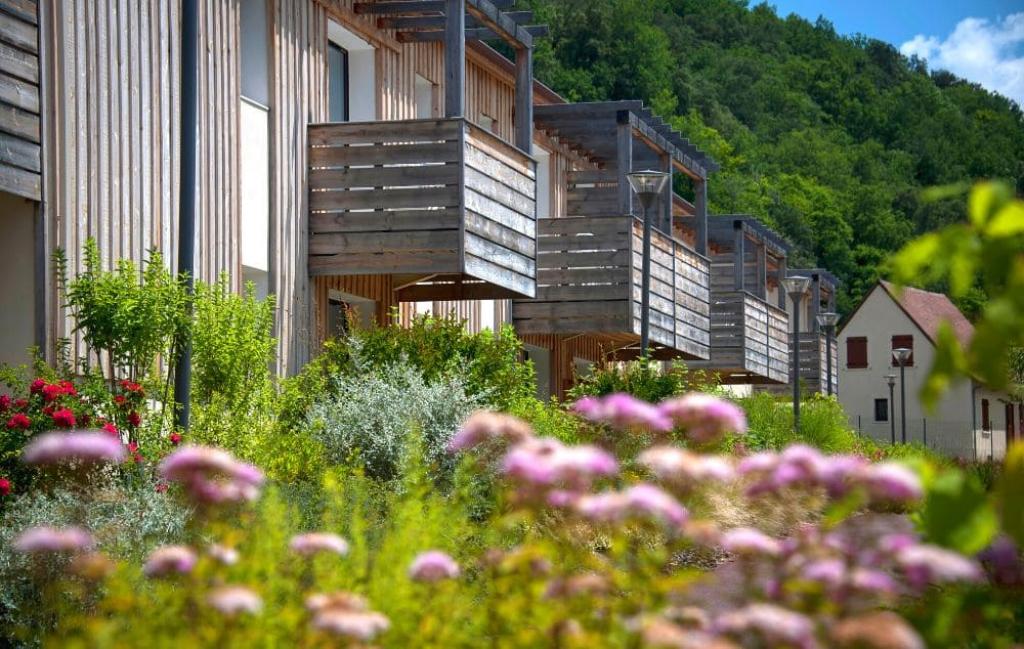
[982,399,990,431]
[846,337,868,369]
[891,335,914,367]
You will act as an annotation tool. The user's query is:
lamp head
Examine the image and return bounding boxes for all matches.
[626,170,670,209]
[782,275,811,298]
[816,311,839,329]
[892,348,912,366]
[885,373,896,387]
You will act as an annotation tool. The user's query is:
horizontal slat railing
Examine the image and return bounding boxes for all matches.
[689,289,789,383]
[307,118,537,299]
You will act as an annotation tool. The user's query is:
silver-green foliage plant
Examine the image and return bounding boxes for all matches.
[0,474,189,642]
[307,356,477,482]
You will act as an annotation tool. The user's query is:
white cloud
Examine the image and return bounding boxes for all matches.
[900,13,1024,106]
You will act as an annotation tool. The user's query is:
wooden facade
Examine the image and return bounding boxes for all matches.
[0,0,40,200]
[787,269,839,395]
[686,216,791,384]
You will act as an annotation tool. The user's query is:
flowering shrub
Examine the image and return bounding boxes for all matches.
[0,391,1016,647]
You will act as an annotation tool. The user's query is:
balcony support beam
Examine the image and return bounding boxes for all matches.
[694,177,707,256]
[444,0,465,118]
[514,44,533,153]
[616,114,633,215]
[733,220,745,292]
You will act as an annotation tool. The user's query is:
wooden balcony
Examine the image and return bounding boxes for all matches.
[689,291,789,384]
[512,214,711,360]
[794,331,838,395]
[307,118,536,300]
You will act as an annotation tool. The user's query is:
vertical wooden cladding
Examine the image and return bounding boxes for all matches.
[688,291,789,384]
[40,0,239,356]
[271,0,328,374]
[0,0,41,200]
[311,274,395,346]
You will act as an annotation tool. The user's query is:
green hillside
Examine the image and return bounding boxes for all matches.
[524,0,1024,313]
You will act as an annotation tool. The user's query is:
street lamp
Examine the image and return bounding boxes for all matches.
[885,373,897,445]
[892,347,912,444]
[626,170,670,360]
[783,275,812,432]
[815,311,839,397]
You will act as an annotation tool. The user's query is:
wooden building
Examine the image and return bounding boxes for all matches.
[511,101,718,397]
[786,269,839,395]
[683,215,791,385]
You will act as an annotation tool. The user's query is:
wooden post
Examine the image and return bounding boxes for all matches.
[777,256,788,309]
[616,113,633,216]
[811,273,821,332]
[733,220,745,292]
[659,153,672,233]
[694,176,708,256]
[445,0,465,118]
[756,243,767,299]
[514,45,532,153]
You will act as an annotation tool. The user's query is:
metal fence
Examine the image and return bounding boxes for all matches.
[852,417,1005,461]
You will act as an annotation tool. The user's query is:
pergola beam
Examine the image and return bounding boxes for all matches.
[355,0,534,47]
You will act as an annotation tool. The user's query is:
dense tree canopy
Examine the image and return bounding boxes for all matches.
[524,0,1024,313]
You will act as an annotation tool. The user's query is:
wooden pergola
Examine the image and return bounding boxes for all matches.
[533,101,719,254]
[353,0,548,151]
[704,215,792,304]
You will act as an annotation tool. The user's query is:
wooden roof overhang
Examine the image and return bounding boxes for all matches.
[353,0,548,46]
[533,101,718,180]
[788,268,840,290]
[706,215,792,259]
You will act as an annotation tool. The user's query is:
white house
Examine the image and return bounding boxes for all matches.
[838,281,1020,460]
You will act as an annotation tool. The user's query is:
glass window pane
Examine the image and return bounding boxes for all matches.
[328,43,349,122]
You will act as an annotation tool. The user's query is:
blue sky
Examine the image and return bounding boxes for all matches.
[767,1,1024,105]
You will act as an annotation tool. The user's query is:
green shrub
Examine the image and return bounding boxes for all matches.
[0,474,189,643]
[739,392,868,454]
[505,396,581,445]
[567,358,719,403]
[307,360,478,482]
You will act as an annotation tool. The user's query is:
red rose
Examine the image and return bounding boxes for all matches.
[119,380,143,394]
[169,432,182,446]
[6,413,30,430]
[102,422,119,437]
[29,379,46,394]
[13,399,28,410]
[0,395,10,412]
[127,441,139,453]
[51,408,76,428]
[127,411,142,427]
[41,384,64,402]
[0,478,9,497]
[114,395,127,407]
[60,380,77,397]
[42,405,55,416]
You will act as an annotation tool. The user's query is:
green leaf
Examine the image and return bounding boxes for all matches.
[986,202,1024,238]
[997,443,1024,547]
[920,469,999,554]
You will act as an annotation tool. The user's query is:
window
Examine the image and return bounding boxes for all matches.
[982,398,991,431]
[846,337,868,368]
[874,398,889,422]
[328,43,350,122]
[240,0,269,105]
[891,335,914,367]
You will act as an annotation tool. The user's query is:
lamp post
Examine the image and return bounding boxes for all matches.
[815,311,839,397]
[892,348,912,444]
[626,170,670,360]
[783,275,811,433]
[885,373,897,445]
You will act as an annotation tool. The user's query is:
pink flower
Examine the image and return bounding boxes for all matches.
[720,527,783,557]
[897,544,983,588]
[638,446,735,486]
[50,408,77,429]
[577,484,688,530]
[306,593,389,640]
[23,432,127,465]
[143,545,197,578]
[208,586,262,616]
[659,393,747,443]
[572,393,672,432]
[501,438,617,490]
[801,558,846,589]
[14,526,94,553]
[208,544,240,566]
[716,603,815,649]
[158,446,264,505]
[862,463,923,504]
[737,451,779,475]
[850,567,900,595]
[6,413,31,430]
[289,532,350,557]
[409,550,460,582]
[449,410,533,452]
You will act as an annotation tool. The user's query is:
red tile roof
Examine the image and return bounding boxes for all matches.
[879,281,974,349]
